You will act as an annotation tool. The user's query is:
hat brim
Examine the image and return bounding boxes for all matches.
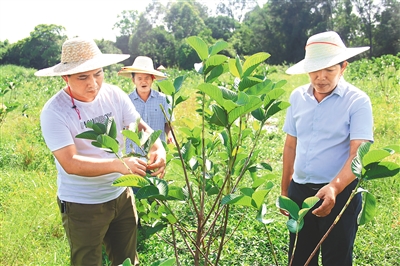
[286,47,369,75]
[118,67,166,80]
[35,54,130,77]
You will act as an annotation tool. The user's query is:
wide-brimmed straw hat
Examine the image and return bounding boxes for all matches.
[118,56,166,80]
[35,38,130,77]
[286,31,369,75]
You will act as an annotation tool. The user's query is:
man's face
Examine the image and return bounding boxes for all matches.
[62,68,104,102]
[308,62,347,95]
[133,73,154,94]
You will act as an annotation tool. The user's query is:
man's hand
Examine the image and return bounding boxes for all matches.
[147,148,166,178]
[123,157,147,176]
[312,184,338,217]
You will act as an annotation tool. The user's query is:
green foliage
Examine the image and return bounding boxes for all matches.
[0,52,399,265]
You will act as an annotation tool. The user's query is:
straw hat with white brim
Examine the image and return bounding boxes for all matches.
[118,56,166,80]
[286,31,369,75]
[35,38,130,77]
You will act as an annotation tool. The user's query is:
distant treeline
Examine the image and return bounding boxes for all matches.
[0,0,399,70]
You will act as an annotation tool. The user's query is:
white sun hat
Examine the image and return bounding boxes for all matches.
[118,56,166,80]
[34,37,130,77]
[286,31,370,75]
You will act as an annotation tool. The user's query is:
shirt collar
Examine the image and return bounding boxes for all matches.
[132,89,155,99]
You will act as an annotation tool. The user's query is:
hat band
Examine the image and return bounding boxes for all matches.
[305,41,340,49]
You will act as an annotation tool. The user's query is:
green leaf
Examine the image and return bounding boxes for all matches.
[358,190,377,225]
[228,58,240,78]
[206,64,227,83]
[242,52,270,77]
[240,187,254,197]
[228,96,263,124]
[238,76,263,92]
[150,258,176,266]
[263,89,286,109]
[221,194,254,208]
[197,83,237,111]
[364,161,400,180]
[143,130,162,153]
[122,130,141,147]
[252,190,270,209]
[236,92,250,106]
[187,36,208,61]
[157,79,175,95]
[266,101,291,119]
[251,108,266,121]
[147,177,169,197]
[362,149,391,166]
[112,174,149,187]
[278,196,300,220]
[209,40,228,56]
[384,144,400,153]
[75,130,99,140]
[302,196,320,209]
[246,79,274,96]
[357,142,372,161]
[107,118,117,139]
[351,155,363,178]
[167,186,187,201]
[204,54,228,75]
[287,219,304,233]
[235,55,243,77]
[97,135,119,154]
[136,186,160,200]
[122,258,132,266]
[176,95,189,106]
[173,76,185,93]
[92,123,106,134]
[210,105,228,127]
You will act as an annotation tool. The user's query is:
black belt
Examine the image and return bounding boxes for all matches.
[304,183,328,190]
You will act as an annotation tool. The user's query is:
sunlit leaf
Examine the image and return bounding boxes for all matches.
[302,196,320,209]
[357,142,372,161]
[362,149,391,166]
[187,36,208,61]
[242,52,270,77]
[167,186,187,201]
[209,40,228,56]
[228,96,263,124]
[157,79,175,95]
[351,155,363,178]
[246,79,274,96]
[197,83,237,111]
[252,190,270,209]
[122,130,141,147]
[221,194,253,208]
[204,54,228,75]
[265,101,291,119]
[228,58,240,78]
[112,174,149,187]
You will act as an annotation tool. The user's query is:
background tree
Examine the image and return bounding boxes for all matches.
[215,0,259,22]
[373,0,400,56]
[114,10,139,64]
[1,24,66,69]
[204,16,240,41]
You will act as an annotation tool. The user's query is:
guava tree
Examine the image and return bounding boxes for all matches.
[78,36,290,265]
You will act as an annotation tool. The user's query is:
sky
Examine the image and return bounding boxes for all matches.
[0,0,265,44]
[0,0,160,43]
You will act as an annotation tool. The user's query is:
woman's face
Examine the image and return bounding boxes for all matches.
[308,62,347,96]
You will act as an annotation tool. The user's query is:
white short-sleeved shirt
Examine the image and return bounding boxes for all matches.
[283,78,374,184]
[41,83,140,204]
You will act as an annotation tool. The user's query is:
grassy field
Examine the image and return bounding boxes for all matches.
[0,57,399,265]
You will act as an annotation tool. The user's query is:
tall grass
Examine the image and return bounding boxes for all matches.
[0,57,399,265]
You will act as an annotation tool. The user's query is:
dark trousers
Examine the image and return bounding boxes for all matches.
[58,188,139,266]
[287,179,361,266]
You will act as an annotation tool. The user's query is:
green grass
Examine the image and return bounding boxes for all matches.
[0,59,399,265]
